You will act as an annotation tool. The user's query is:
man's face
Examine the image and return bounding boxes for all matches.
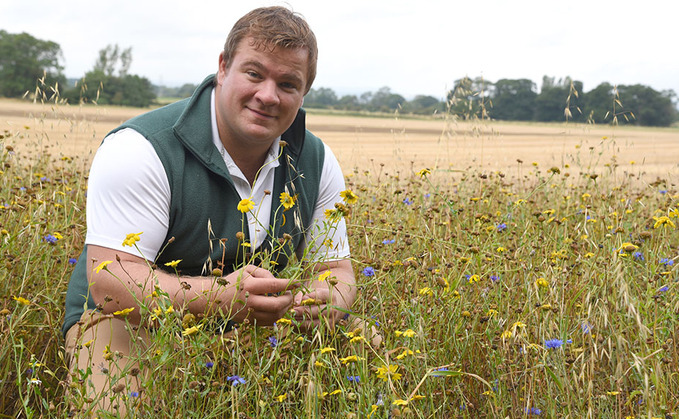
[215,38,308,151]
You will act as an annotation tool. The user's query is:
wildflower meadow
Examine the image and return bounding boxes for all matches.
[1,94,678,418]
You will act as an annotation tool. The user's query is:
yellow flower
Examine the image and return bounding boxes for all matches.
[375,364,402,381]
[164,259,182,268]
[393,399,408,406]
[112,307,135,317]
[122,232,143,247]
[339,355,363,364]
[182,324,202,336]
[320,347,336,354]
[237,198,255,213]
[395,349,414,360]
[53,232,63,240]
[536,277,549,288]
[276,318,292,326]
[275,393,287,402]
[418,287,433,296]
[317,270,332,282]
[279,192,296,210]
[417,168,431,178]
[94,260,113,273]
[340,189,358,205]
[103,345,113,361]
[468,274,480,284]
[395,329,416,338]
[501,330,512,339]
[13,296,30,305]
[301,298,318,306]
[653,216,675,229]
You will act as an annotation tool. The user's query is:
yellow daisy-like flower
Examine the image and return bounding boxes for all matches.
[394,329,416,338]
[122,232,143,247]
[418,287,433,296]
[182,324,202,337]
[13,296,30,305]
[393,399,408,406]
[275,393,287,402]
[535,277,549,287]
[276,318,292,326]
[301,298,319,306]
[653,216,675,229]
[417,168,431,178]
[112,307,135,317]
[320,347,336,354]
[237,198,255,213]
[395,349,414,360]
[317,270,332,282]
[375,364,402,381]
[340,189,358,205]
[339,355,363,364]
[94,260,113,274]
[279,192,296,210]
[468,274,480,284]
[164,259,182,268]
[501,330,512,340]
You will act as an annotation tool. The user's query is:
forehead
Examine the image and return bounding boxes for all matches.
[233,37,308,69]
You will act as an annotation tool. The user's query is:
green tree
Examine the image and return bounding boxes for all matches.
[582,82,615,123]
[534,76,584,122]
[304,87,338,108]
[0,30,65,97]
[403,95,443,115]
[447,76,491,120]
[490,78,537,121]
[65,45,156,107]
[616,84,677,127]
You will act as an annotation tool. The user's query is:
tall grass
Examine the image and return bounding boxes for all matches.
[1,89,677,418]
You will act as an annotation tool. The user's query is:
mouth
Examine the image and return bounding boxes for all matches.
[247,107,275,120]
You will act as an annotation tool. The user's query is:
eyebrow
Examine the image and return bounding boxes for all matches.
[241,60,304,87]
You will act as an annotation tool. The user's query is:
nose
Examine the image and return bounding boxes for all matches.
[255,80,280,107]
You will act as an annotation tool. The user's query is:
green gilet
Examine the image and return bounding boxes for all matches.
[62,74,325,335]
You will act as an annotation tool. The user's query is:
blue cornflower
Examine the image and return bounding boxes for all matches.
[205,361,214,368]
[658,285,669,293]
[581,322,592,334]
[43,234,58,244]
[660,258,674,267]
[68,258,77,265]
[431,367,449,377]
[26,368,34,376]
[545,339,563,349]
[382,239,395,245]
[524,407,542,415]
[19,187,26,191]
[362,266,375,277]
[130,391,139,398]
[227,375,246,386]
[347,375,360,383]
[490,275,500,282]
[403,197,413,205]
[424,193,431,199]
[659,190,668,194]
[633,251,644,261]
[269,336,278,348]
[496,223,507,232]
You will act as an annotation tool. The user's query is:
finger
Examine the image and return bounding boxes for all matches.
[242,277,298,295]
[247,292,294,314]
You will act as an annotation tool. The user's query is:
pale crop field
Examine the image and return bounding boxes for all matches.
[1,98,678,417]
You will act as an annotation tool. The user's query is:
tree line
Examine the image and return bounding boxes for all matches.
[1,30,677,126]
[304,76,678,127]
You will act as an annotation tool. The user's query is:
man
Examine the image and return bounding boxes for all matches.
[62,6,355,412]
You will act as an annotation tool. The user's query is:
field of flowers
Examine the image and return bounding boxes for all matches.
[1,101,678,418]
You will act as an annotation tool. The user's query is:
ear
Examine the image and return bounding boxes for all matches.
[217,52,227,84]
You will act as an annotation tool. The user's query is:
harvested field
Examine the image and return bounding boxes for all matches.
[2,99,678,182]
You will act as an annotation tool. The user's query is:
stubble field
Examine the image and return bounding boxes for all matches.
[1,98,679,418]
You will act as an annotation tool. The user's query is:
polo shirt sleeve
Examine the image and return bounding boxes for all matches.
[300,143,351,262]
[84,128,171,261]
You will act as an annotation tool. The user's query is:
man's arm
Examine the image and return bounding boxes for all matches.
[292,259,356,329]
[87,244,297,326]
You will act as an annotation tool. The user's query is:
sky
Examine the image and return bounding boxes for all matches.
[2,0,678,100]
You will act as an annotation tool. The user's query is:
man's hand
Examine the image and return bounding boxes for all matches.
[292,259,356,330]
[221,264,297,325]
